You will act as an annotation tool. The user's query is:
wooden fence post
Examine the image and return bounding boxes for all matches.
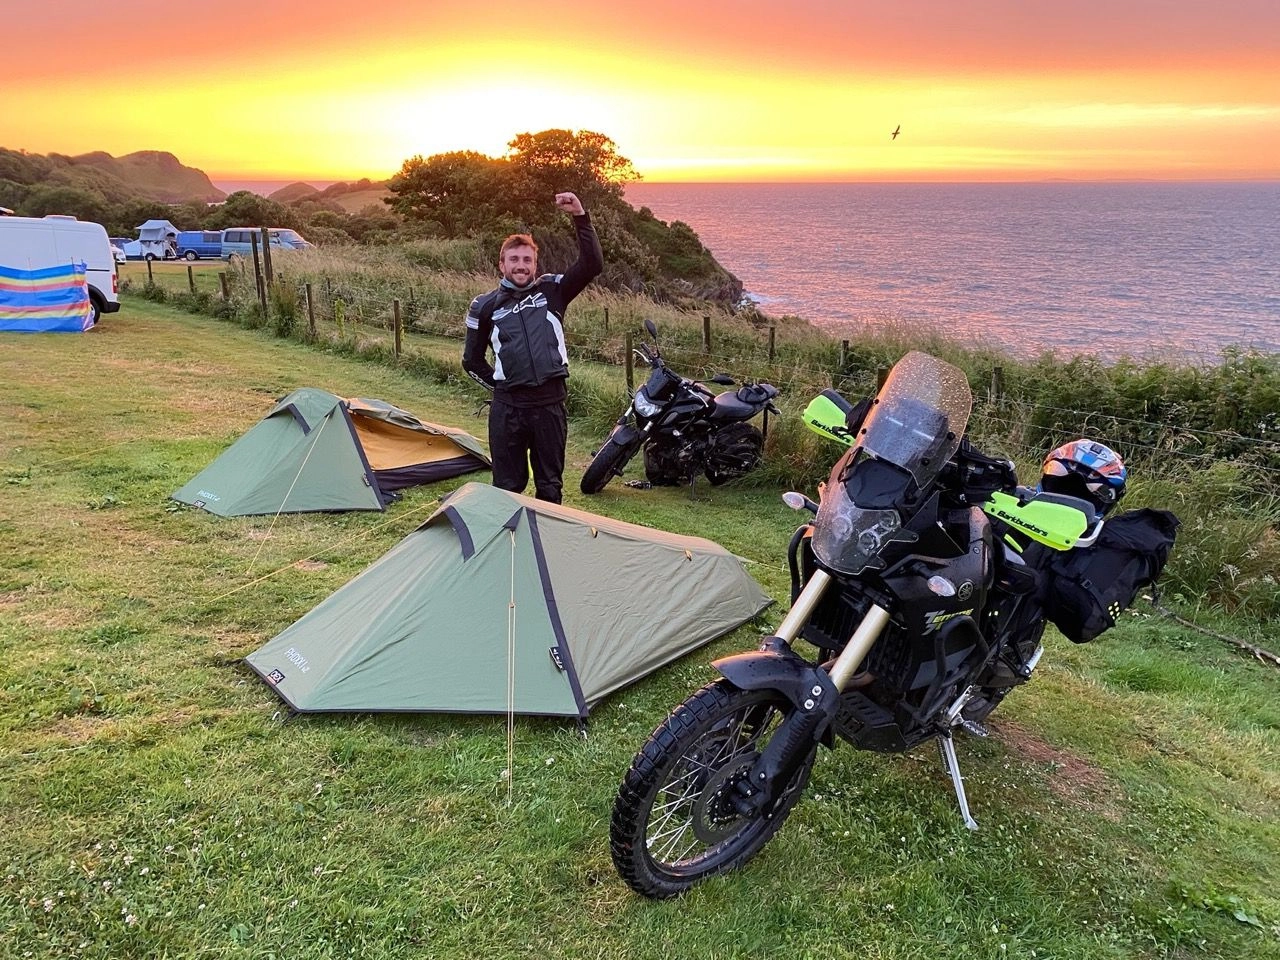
[393,299,402,358]
[187,265,196,293]
[219,272,230,301]
[877,367,890,390]
[259,227,274,283]
[702,315,712,353]
[603,306,609,334]
[249,234,265,317]
[306,283,315,338]
[145,258,153,285]
[768,326,776,363]
[625,332,634,392]
[991,366,1004,402]
[839,339,849,370]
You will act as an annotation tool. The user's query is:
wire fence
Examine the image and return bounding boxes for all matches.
[157,258,1280,489]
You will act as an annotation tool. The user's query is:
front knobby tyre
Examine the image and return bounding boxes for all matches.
[609,679,816,899]
[580,436,640,494]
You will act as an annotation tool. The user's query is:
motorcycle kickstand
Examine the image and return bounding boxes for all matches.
[937,733,979,831]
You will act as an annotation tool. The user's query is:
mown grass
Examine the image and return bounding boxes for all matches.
[127,253,1280,620]
[2,301,1276,959]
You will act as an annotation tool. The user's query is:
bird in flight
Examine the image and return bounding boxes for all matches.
[891,125,901,140]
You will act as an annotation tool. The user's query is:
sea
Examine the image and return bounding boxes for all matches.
[624,181,1280,364]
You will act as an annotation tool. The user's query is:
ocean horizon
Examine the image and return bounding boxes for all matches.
[216,177,1279,364]
[627,181,1280,364]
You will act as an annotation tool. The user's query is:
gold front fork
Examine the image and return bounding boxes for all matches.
[772,569,891,693]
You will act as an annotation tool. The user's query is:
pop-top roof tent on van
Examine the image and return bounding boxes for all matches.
[136,219,179,241]
[135,219,179,259]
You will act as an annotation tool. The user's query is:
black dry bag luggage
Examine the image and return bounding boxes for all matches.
[1043,508,1180,643]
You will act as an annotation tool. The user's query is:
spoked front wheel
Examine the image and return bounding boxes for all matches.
[609,680,815,899]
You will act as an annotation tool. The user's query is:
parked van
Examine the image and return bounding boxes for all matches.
[175,231,223,260]
[220,227,312,259]
[0,216,120,324]
[271,229,312,250]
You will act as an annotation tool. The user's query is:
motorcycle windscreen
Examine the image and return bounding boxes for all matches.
[811,352,973,575]
[858,351,972,485]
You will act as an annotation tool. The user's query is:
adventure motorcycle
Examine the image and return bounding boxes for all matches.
[580,320,781,494]
[608,350,1114,899]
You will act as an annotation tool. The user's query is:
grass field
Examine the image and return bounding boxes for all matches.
[1,301,1277,959]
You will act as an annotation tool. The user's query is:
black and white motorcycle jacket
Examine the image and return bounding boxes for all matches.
[462,214,603,405]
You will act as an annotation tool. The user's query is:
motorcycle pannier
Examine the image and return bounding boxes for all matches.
[1042,508,1179,643]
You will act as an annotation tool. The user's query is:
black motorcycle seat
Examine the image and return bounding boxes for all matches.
[710,390,760,420]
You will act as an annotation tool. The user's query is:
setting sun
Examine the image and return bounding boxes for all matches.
[6,1,1279,182]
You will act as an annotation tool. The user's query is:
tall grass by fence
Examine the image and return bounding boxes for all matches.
[122,250,1280,621]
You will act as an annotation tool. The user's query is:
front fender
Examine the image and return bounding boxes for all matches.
[607,422,644,450]
[713,641,838,713]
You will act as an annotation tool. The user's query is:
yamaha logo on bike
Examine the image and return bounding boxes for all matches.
[957,581,974,601]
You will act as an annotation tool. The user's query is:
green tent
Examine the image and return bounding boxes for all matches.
[172,388,489,516]
[245,482,772,718]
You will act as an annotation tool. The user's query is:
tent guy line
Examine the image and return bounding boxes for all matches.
[245,413,332,574]
[506,527,518,806]
[202,496,443,606]
[31,435,204,470]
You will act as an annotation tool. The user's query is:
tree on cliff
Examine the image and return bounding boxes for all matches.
[385,129,740,304]
[505,129,638,215]
[386,129,638,235]
[385,151,513,234]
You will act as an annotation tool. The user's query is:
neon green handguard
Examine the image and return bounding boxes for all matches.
[983,490,1090,550]
[802,390,856,447]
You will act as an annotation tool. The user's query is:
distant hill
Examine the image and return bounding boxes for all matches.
[268,181,322,203]
[0,148,225,204]
[267,178,392,213]
[319,179,393,214]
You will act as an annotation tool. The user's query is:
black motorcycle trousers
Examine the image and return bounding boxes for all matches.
[488,397,568,504]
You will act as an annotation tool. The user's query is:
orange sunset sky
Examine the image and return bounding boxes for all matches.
[6,0,1279,183]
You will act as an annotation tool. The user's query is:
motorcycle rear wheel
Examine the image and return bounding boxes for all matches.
[705,422,764,486]
[580,433,640,494]
[609,679,815,899]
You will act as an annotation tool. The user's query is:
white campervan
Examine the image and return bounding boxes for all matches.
[0,216,121,324]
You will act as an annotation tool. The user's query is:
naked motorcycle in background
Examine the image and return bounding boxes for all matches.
[608,350,1116,899]
[580,320,780,494]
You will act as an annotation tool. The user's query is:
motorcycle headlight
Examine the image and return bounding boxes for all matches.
[632,387,661,418]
